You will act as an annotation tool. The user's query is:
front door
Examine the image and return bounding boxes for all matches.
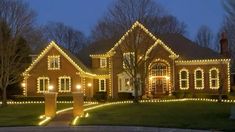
[151,77,166,95]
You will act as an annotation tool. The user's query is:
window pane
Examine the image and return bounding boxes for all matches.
[212,80,217,87]
[181,80,187,88]
[61,79,65,90]
[40,80,44,91]
[45,79,48,91]
[101,80,104,90]
[181,71,187,79]
[196,71,202,78]
[211,70,217,78]
[196,80,202,87]
[66,79,69,90]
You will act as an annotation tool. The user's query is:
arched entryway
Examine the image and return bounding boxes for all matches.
[149,60,170,97]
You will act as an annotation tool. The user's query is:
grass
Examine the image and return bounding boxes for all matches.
[0,103,72,126]
[79,101,235,131]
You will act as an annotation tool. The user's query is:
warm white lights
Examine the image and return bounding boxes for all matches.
[87,83,92,87]
[48,85,54,91]
[76,84,81,90]
[21,83,26,87]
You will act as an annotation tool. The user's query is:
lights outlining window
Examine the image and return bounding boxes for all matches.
[194,68,204,89]
[37,77,49,93]
[99,79,106,92]
[48,55,60,70]
[123,52,135,69]
[209,68,220,89]
[100,58,107,68]
[58,76,71,92]
[179,69,189,90]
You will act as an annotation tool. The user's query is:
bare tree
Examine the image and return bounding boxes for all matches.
[221,0,235,61]
[0,21,30,107]
[195,25,214,48]
[91,0,186,42]
[43,22,87,54]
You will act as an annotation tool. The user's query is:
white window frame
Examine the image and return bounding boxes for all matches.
[209,68,220,89]
[37,77,49,93]
[48,55,60,70]
[58,76,71,92]
[179,69,189,90]
[123,52,135,69]
[100,58,107,68]
[99,79,106,92]
[194,68,204,89]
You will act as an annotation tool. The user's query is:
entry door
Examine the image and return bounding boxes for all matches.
[151,77,166,95]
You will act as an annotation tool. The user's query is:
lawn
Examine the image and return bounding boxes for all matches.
[79,101,235,131]
[0,103,72,126]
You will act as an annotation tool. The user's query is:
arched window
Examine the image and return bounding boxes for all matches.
[179,69,189,90]
[194,68,204,89]
[151,63,167,76]
[209,68,219,89]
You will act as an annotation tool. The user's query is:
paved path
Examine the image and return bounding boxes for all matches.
[47,110,73,126]
[0,126,212,132]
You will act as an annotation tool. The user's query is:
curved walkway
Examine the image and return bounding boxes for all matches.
[0,126,210,132]
[47,109,73,126]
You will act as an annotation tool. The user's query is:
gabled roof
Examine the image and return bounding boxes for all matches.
[82,21,225,61]
[23,41,94,76]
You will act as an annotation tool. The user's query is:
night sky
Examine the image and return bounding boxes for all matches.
[23,0,225,39]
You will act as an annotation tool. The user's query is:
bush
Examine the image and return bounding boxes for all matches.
[118,92,134,100]
[172,92,228,99]
[172,91,193,98]
[93,92,107,102]
[10,95,74,101]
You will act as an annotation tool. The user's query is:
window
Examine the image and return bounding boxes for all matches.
[209,68,220,89]
[179,69,189,90]
[194,68,204,89]
[99,79,106,92]
[48,56,60,70]
[100,58,107,68]
[151,63,167,76]
[123,52,135,69]
[37,77,49,93]
[59,76,71,92]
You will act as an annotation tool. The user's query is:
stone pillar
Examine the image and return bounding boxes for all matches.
[44,92,57,117]
[73,92,84,117]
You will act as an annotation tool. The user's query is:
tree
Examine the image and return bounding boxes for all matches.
[91,0,186,42]
[0,21,30,107]
[43,22,87,54]
[195,25,214,48]
[221,0,235,61]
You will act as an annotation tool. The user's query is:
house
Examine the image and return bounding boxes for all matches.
[22,21,231,99]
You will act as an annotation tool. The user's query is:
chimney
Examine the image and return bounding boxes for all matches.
[220,32,229,57]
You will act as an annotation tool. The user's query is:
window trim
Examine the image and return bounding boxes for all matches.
[48,55,60,70]
[37,77,49,93]
[100,58,107,68]
[99,79,106,92]
[194,68,204,89]
[209,68,220,89]
[58,76,71,92]
[179,68,189,90]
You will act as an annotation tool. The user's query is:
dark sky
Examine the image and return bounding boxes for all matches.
[23,0,225,39]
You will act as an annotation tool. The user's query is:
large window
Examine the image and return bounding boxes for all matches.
[37,77,49,93]
[59,76,71,92]
[179,69,189,90]
[194,68,204,89]
[99,79,106,92]
[48,55,60,70]
[100,58,107,68]
[209,68,220,89]
[123,52,135,69]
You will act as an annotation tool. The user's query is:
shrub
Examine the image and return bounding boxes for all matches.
[118,92,134,100]
[93,92,107,102]
[10,95,74,101]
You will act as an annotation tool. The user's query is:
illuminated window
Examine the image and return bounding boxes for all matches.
[194,68,204,89]
[100,58,107,68]
[179,69,189,90]
[123,52,135,69]
[99,79,106,92]
[48,56,60,70]
[37,77,49,93]
[59,76,71,92]
[209,68,220,89]
[151,63,167,76]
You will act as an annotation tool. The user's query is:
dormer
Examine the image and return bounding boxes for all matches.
[90,54,110,69]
